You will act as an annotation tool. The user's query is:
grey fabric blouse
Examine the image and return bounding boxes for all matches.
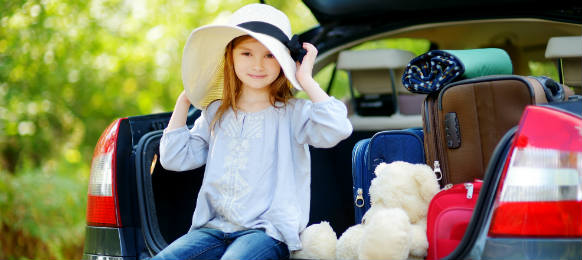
[159,97,352,250]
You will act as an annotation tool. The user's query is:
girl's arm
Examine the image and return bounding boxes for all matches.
[295,43,329,103]
[292,43,353,148]
[159,91,210,171]
[166,91,191,131]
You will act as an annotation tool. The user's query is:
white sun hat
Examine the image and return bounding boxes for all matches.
[181,3,306,109]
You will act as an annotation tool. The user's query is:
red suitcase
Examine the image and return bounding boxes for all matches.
[426,180,482,260]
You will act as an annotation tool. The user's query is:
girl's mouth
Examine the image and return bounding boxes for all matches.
[248,74,267,79]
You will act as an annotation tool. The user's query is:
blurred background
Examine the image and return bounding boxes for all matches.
[0,0,316,259]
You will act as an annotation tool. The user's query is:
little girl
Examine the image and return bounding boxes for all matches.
[154,4,352,260]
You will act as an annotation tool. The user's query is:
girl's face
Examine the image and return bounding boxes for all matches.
[233,37,282,91]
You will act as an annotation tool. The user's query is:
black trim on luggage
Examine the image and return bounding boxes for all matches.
[442,126,517,260]
[541,100,582,117]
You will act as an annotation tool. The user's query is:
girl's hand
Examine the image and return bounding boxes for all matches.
[177,90,192,107]
[166,90,191,131]
[295,42,318,89]
[295,43,329,103]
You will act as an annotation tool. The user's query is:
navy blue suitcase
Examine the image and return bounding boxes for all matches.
[351,128,425,224]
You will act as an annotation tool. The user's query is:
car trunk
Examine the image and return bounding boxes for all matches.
[127,0,582,255]
[132,108,377,254]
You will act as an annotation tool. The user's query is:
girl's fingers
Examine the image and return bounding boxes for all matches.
[296,43,318,87]
[303,42,317,52]
[299,43,317,67]
[302,43,318,62]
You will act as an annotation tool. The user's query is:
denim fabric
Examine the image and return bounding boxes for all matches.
[151,228,289,260]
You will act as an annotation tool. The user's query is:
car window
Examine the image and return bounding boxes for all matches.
[529,61,559,83]
[300,38,430,101]
[304,30,576,101]
[350,38,430,55]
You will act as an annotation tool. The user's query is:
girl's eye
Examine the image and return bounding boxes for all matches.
[241,52,251,56]
[266,54,275,58]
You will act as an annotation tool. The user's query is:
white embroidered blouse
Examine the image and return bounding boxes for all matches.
[159,97,353,251]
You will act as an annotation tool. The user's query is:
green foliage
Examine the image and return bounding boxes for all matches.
[0,0,317,173]
[351,38,431,56]
[529,60,559,80]
[0,163,88,259]
[0,0,317,258]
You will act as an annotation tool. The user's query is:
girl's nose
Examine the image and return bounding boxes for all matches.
[252,57,264,71]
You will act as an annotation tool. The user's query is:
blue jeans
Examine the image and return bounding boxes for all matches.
[151,228,289,260]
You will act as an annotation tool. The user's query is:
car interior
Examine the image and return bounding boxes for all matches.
[144,17,581,247]
[308,18,581,238]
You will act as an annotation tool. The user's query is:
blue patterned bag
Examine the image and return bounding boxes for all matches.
[402,48,513,94]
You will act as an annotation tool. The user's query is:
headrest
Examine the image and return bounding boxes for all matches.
[337,49,416,94]
[545,36,581,88]
[545,36,582,59]
[337,49,416,70]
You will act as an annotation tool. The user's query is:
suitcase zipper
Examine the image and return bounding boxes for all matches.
[352,140,368,213]
[433,161,442,181]
[434,91,450,185]
[440,182,474,198]
[424,94,447,184]
[355,188,364,208]
[425,97,437,166]
[442,183,453,190]
[464,183,474,199]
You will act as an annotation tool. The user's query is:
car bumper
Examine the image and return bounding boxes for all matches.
[83,226,141,259]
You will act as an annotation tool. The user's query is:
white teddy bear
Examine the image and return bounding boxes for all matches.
[291,221,337,260]
[292,161,440,260]
[338,161,440,260]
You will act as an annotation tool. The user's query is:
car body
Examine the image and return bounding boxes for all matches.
[82,0,582,259]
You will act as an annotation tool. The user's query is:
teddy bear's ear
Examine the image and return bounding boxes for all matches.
[373,162,389,176]
[413,164,441,202]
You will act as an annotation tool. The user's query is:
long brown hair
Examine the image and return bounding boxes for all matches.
[210,35,293,130]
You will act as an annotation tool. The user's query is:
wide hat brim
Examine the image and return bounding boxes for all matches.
[182,24,302,109]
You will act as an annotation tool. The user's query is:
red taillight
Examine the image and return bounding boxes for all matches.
[86,118,125,227]
[489,105,582,238]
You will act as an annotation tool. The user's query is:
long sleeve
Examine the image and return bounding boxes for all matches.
[159,108,212,172]
[292,97,353,148]
[173,98,351,251]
